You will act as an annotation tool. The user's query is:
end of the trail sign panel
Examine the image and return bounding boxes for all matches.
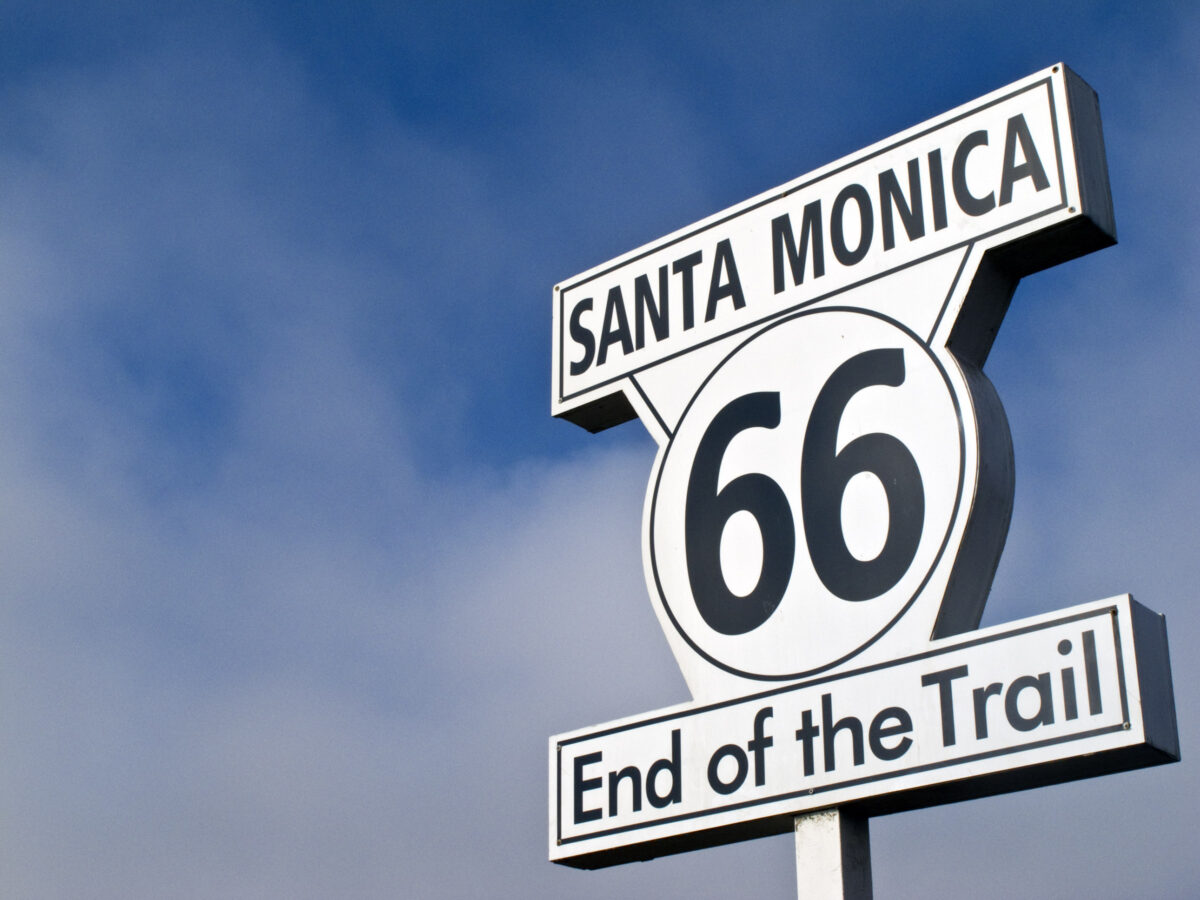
[552,596,1178,868]
[547,64,1179,869]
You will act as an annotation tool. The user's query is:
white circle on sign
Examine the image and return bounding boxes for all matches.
[647,307,964,680]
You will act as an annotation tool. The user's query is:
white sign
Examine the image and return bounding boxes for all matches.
[553,63,1111,431]
[548,64,1178,870]
[551,596,1178,867]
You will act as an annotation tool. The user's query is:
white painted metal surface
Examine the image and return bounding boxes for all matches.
[794,809,872,900]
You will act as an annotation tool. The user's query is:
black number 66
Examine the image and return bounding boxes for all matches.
[685,348,925,635]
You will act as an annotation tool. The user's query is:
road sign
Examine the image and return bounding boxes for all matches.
[552,596,1176,867]
[547,63,1178,875]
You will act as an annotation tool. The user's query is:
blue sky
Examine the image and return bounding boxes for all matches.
[0,3,1196,897]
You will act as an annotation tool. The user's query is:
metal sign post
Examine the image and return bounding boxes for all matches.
[795,809,871,899]
[546,64,1178,891]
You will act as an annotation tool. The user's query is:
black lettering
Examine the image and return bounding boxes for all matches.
[672,251,703,331]
[634,266,669,350]
[1082,630,1103,715]
[705,239,745,322]
[822,692,864,772]
[567,298,595,376]
[771,202,825,293]
[972,682,1003,739]
[596,286,633,366]
[1058,638,1078,721]
[647,729,682,808]
[748,706,774,787]
[707,743,748,795]
[868,706,913,761]
[952,130,995,216]
[879,158,925,250]
[1005,673,1055,731]
[608,765,642,816]
[928,148,948,231]
[922,665,969,747]
[794,708,820,776]
[573,751,603,824]
[999,113,1050,205]
[1061,667,1079,720]
[831,183,874,265]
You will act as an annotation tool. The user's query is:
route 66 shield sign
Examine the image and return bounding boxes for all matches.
[548,64,1177,869]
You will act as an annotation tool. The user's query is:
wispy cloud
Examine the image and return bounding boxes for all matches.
[0,4,1196,898]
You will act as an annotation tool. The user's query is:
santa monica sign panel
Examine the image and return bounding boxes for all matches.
[548,64,1178,869]
[553,65,1109,432]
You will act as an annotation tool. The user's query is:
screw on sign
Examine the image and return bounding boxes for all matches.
[546,64,1178,897]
